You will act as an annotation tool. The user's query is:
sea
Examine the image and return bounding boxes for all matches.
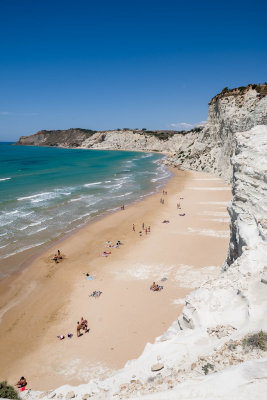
[0,143,172,278]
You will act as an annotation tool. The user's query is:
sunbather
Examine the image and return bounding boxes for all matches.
[52,255,59,263]
[101,251,111,256]
[89,290,102,298]
[150,282,163,291]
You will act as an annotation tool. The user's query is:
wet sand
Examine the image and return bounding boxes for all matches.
[0,168,231,390]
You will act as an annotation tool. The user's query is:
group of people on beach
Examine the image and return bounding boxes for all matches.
[160,189,168,204]
[52,249,63,263]
[77,317,89,337]
[150,282,163,291]
[132,222,151,236]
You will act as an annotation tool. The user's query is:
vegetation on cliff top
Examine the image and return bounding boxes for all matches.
[39,128,97,135]
[210,83,267,103]
[136,127,203,140]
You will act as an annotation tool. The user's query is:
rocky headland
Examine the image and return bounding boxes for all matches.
[16,84,267,399]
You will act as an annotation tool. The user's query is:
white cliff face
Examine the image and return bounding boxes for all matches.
[80,88,267,184]
[21,91,267,400]
[166,88,267,182]
[227,125,267,263]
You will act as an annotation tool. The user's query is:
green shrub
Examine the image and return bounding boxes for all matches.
[242,331,267,350]
[202,363,214,375]
[0,381,21,399]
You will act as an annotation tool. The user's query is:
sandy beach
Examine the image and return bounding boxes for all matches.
[0,168,231,391]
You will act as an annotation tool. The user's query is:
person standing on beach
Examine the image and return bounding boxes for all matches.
[145,228,147,234]
[133,224,135,231]
[148,226,150,233]
[142,222,144,230]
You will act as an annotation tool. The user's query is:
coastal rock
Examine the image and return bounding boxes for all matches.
[151,363,164,372]
[39,392,53,399]
[65,392,75,399]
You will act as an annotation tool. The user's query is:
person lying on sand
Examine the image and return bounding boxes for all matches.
[16,377,27,388]
[150,282,163,291]
[162,220,170,223]
[89,290,102,298]
[52,255,59,263]
[101,251,111,256]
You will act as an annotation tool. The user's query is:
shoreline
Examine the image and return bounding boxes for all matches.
[0,168,231,390]
[0,163,173,283]
[0,149,171,281]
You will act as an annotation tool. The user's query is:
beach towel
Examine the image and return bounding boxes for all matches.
[87,276,93,280]
[161,277,167,282]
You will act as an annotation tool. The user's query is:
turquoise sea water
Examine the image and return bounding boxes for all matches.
[0,143,171,276]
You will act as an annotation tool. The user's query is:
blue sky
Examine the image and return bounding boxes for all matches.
[0,0,266,141]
